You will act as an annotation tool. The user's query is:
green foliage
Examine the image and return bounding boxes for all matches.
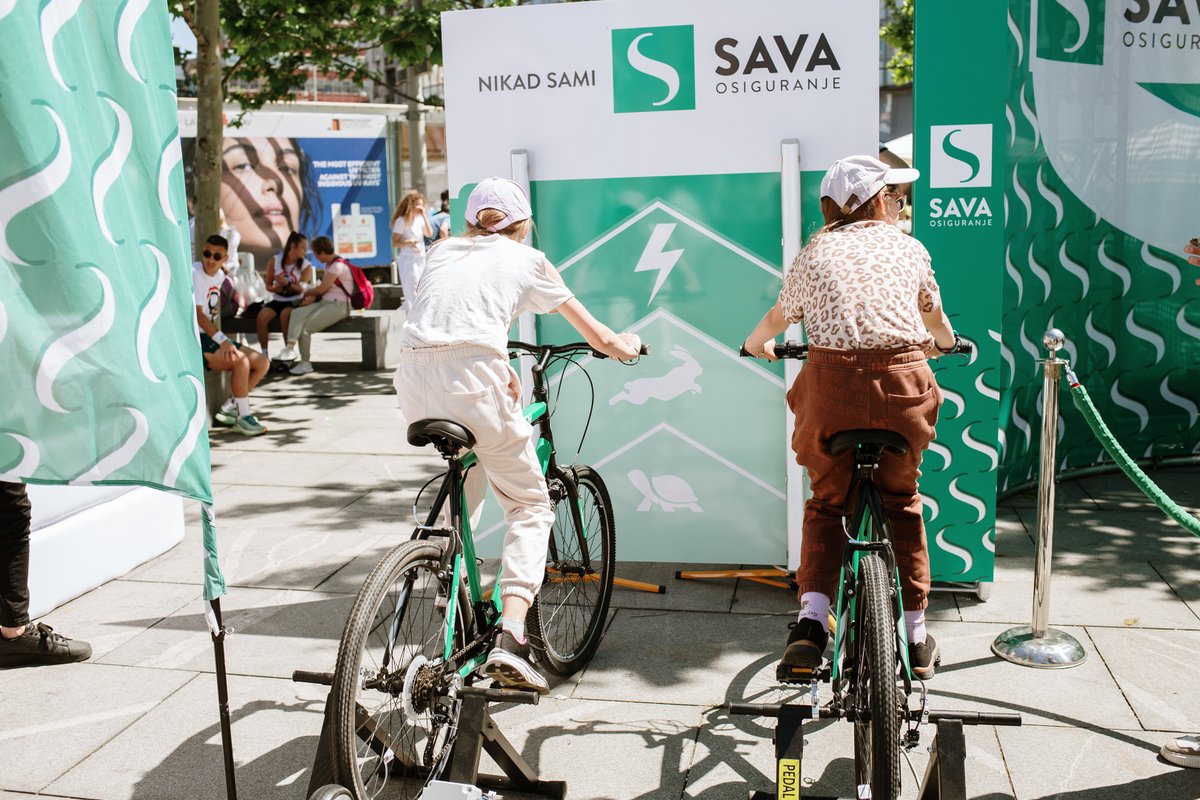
[880,0,914,86]
[170,0,592,110]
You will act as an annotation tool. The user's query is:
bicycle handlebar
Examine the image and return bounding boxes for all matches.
[738,341,809,360]
[508,340,650,363]
[738,337,975,361]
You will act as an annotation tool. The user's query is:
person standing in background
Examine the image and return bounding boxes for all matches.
[391,190,433,313]
[429,189,452,245]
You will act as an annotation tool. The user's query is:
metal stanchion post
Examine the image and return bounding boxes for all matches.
[991,329,1087,668]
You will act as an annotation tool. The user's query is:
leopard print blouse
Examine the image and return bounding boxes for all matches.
[778,221,941,350]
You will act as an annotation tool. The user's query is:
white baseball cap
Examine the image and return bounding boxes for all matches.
[820,155,920,215]
[464,177,532,232]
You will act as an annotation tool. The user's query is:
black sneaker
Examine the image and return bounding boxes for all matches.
[481,629,549,695]
[0,623,92,668]
[909,633,941,680]
[777,617,829,683]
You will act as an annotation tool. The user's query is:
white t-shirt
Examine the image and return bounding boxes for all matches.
[393,215,427,253]
[272,253,313,303]
[192,263,224,331]
[402,235,574,355]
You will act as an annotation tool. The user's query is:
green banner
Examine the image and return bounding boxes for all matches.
[0,3,220,595]
[1003,0,1200,489]
[913,0,1009,583]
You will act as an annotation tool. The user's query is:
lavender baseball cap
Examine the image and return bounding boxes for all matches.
[820,155,919,215]
[464,177,532,232]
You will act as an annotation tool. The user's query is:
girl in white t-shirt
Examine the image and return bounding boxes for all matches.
[256,231,314,358]
[391,190,433,313]
[393,178,641,694]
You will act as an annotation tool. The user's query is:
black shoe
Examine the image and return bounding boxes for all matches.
[909,633,940,680]
[481,629,549,694]
[777,617,828,683]
[0,623,92,668]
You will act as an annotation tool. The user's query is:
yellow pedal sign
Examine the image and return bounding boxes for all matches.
[777,757,801,799]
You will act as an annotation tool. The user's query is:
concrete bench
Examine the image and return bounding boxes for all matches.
[221,308,404,371]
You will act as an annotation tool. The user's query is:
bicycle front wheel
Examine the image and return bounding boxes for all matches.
[330,540,467,800]
[528,465,615,676]
[852,554,902,800]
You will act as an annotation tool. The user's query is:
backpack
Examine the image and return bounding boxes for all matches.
[335,257,375,310]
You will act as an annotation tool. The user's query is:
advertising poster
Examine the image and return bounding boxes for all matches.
[178,109,391,270]
[913,1,1008,585]
[1001,1,1200,488]
[443,0,882,564]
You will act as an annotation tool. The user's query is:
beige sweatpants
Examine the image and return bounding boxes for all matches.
[392,344,553,604]
[286,300,350,361]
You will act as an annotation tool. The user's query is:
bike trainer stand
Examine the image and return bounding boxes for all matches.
[731,702,1020,800]
[294,671,567,799]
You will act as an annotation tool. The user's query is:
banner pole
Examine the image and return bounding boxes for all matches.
[208,597,239,800]
[780,139,806,573]
[512,148,536,406]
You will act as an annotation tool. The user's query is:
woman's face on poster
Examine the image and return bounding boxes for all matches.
[220,137,303,258]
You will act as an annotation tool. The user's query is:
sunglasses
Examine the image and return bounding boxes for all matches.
[885,193,907,211]
[202,250,227,261]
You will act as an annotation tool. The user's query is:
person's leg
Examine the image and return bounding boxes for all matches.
[779,354,866,676]
[0,482,92,666]
[255,306,276,353]
[0,481,32,635]
[871,355,941,677]
[278,305,294,346]
[228,350,249,398]
[242,346,269,391]
[291,302,349,371]
[284,302,317,353]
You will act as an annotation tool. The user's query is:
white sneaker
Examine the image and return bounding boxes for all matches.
[277,346,298,362]
[289,360,314,375]
[1162,735,1200,768]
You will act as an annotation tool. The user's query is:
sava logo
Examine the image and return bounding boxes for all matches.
[612,26,696,114]
[1037,0,1106,64]
[928,124,993,189]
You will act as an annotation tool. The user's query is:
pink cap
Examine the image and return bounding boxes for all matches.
[464,177,532,232]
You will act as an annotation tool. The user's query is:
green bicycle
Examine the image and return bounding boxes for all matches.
[734,338,985,800]
[327,340,646,800]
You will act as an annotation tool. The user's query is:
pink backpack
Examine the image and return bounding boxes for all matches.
[334,257,375,310]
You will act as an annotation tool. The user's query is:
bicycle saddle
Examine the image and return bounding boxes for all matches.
[828,429,908,456]
[407,419,476,451]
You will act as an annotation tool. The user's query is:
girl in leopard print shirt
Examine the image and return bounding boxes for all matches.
[743,155,959,683]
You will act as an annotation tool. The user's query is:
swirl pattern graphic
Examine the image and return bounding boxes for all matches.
[116,0,151,84]
[136,243,171,382]
[72,407,148,483]
[0,105,72,265]
[35,266,116,413]
[93,96,134,245]
[0,434,40,482]
[39,0,82,91]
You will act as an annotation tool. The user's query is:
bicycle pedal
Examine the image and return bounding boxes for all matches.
[776,664,817,685]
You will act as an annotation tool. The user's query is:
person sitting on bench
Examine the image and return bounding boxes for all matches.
[277,236,353,376]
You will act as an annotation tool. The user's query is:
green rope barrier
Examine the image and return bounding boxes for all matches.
[1067,370,1200,538]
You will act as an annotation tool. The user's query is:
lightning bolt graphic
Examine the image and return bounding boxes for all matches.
[634,223,684,305]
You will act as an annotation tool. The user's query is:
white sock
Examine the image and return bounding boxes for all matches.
[235,397,251,418]
[220,395,236,412]
[905,609,927,644]
[501,617,526,643]
[798,592,831,632]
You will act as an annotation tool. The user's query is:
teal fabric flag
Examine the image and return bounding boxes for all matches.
[0,2,224,599]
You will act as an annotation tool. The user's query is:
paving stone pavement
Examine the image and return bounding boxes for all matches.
[5,341,1200,799]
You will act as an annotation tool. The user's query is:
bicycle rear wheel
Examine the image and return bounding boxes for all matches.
[528,465,615,676]
[330,540,467,800]
[852,554,902,800]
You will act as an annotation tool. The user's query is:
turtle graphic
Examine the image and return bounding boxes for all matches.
[627,469,703,512]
